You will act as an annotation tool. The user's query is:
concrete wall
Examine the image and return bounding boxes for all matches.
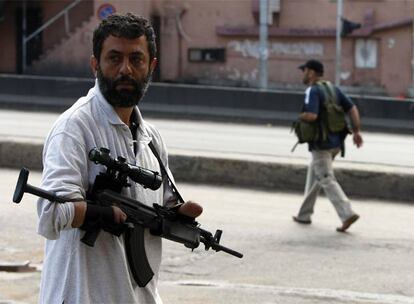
[0,75,413,133]
[182,0,413,96]
[378,26,412,96]
[0,0,413,97]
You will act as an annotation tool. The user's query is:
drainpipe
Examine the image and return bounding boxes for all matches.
[409,3,414,97]
[175,8,190,80]
[22,0,27,73]
[335,0,343,86]
[259,0,268,90]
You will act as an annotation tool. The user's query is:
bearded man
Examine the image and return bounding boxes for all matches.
[37,13,201,304]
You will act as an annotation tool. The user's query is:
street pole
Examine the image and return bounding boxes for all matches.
[410,1,414,97]
[22,0,27,74]
[259,0,268,90]
[335,0,343,86]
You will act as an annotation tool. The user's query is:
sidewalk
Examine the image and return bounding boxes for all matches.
[0,109,413,202]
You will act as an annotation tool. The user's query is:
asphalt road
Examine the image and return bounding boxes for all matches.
[1,168,414,304]
[0,109,413,170]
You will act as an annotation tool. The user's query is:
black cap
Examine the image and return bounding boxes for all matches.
[298,59,324,75]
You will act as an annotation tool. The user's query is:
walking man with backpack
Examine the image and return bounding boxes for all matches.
[292,59,363,232]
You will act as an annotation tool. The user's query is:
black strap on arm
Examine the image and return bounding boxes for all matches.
[148,141,185,205]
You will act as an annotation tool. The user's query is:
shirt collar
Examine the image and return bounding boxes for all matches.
[132,106,151,144]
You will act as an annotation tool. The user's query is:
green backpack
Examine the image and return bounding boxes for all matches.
[291,81,347,151]
[317,80,347,134]
[292,120,319,144]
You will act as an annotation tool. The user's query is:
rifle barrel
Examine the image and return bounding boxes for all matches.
[200,235,243,258]
[215,243,243,258]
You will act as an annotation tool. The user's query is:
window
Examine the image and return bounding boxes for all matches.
[355,39,378,69]
[188,48,226,63]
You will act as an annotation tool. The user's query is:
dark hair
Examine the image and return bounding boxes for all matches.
[93,13,157,63]
[298,59,324,76]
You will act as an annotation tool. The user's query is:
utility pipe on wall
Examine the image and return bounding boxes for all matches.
[259,0,268,90]
[335,0,343,86]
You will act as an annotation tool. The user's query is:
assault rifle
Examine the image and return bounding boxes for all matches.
[13,147,243,287]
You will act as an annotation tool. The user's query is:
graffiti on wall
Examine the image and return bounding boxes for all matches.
[220,66,259,83]
[199,66,258,85]
[228,39,324,59]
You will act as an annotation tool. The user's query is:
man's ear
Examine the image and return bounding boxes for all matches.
[310,70,317,78]
[90,55,98,76]
[149,58,158,73]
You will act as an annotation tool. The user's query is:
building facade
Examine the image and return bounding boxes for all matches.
[0,0,413,97]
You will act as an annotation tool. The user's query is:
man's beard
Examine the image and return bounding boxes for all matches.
[97,67,151,107]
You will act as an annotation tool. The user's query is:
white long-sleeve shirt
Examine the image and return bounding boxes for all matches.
[37,81,175,304]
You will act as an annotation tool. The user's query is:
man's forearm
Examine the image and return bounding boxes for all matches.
[348,106,361,132]
[72,201,87,228]
[299,112,318,122]
[72,200,127,229]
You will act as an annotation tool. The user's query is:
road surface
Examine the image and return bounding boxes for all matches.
[1,168,413,303]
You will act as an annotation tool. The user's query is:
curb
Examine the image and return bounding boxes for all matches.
[1,140,413,202]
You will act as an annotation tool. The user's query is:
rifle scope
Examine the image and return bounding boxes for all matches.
[89,148,163,191]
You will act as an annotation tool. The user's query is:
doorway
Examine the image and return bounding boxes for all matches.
[16,4,43,73]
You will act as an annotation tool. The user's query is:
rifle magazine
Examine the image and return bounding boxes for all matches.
[125,225,154,287]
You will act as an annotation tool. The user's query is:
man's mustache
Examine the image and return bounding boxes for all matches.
[113,76,139,89]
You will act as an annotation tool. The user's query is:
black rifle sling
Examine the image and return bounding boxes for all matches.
[148,141,185,205]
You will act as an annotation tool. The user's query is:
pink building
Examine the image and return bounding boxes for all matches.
[0,0,413,97]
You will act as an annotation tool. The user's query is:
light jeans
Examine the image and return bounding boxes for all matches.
[296,148,355,223]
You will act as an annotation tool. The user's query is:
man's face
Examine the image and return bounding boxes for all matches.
[302,67,312,85]
[94,35,155,107]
